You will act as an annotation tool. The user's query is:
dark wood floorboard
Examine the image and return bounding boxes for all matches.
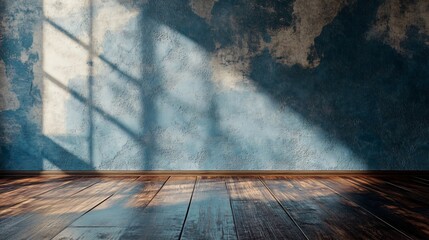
[226,177,306,240]
[345,177,429,235]
[375,176,429,201]
[0,175,427,240]
[411,177,429,187]
[320,176,429,239]
[181,177,237,240]
[262,176,409,240]
[415,176,429,183]
[416,176,429,181]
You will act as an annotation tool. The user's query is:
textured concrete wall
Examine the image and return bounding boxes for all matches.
[0,0,428,170]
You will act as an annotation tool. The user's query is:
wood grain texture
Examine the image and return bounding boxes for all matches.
[53,227,126,240]
[375,176,429,201]
[0,175,427,240]
[346,177,429,236]
[320,176,428,239]
[262,176,409,240]
[120,176,196,240]
[0,176,73,209]
[0,177,136,240]
[181,176,237,240]
[226,177,306,240]
[0,177,99,231]
[415,176,429,182]
[70,176,168,227]
[0,176,41,189]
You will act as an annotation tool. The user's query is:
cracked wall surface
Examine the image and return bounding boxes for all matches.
[0,0,428,170]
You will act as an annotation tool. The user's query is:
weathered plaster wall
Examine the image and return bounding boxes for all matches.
[0,0,428,170]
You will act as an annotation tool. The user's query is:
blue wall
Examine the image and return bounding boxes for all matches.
[0,0,428,170]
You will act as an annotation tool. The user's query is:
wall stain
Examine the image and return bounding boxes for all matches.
[189,0,218,22]
[0,60,20,111]
[367,0,429,55]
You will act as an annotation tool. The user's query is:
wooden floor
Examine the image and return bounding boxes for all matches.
[0,175,428,239]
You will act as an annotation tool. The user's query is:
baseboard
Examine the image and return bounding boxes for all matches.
[0,170,428,176]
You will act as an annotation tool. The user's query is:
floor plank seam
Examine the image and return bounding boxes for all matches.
[343,177,387,195]
[141,175,171,212]
[381,180,415,193]
[258,176,310,240]
[4,178,76,209]
[382,178,429,198]
[49,192,118,240]
[413,179,429,187]
[178,176,197,240]
[1,176,427,239]
[59,176,170,238]
[225,179,240,240]
[347,177,429,203]
[49,177,140,240]
[319,178,414,240]
[60,179,103,198]
[415,176,429,183]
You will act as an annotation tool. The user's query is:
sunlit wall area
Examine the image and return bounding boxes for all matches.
[42,0,91,169]
[0,0,428,170]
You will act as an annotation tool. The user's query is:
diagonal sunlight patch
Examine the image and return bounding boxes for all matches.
[41,0,144,169]
[150,23,365,170]
[40,0,364,170]
[42,22,89,136]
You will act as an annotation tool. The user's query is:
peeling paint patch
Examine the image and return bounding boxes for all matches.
[0,60,20,111]
[189,0,217,22]
[211,41,257,90]
[208,0,350,68]
[0,2,42,39]
[366,0,429,55]
[266,0,351,67]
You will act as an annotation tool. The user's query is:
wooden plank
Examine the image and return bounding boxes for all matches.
[262,176,409,240]
[320,176,429,239]
[119,176,196,239]
[0,176,70,191]
[52,227,125,240]
[415,176,429,183]
[0,176,73,208]
[181,176,237,240]
[0,177,137,239]
[0,175,427,240]
[348,176,429,205]
[374,176,429,201]
[0,177,100,230]
[226,177,305,240]
[0,177,41,194]
[0,176,38,188]
[346,177,429,234]
[32,177,100,199]
[413,178,429,187]
[70,176,168,227]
